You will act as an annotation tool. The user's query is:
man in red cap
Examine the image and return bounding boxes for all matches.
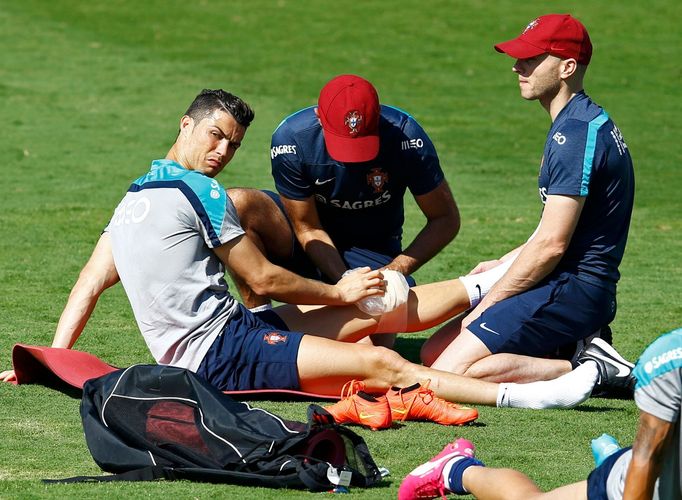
[421,14,636,387]
[228,74,460,347]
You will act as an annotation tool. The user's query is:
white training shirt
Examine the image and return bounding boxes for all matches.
[105,159,244,371]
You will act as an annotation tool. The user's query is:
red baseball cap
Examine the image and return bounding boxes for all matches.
[317,74,380,163]
[494,14,592,65]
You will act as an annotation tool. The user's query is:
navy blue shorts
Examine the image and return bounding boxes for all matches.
[587,447,631,499]
[196,304,304,392]
[468,272,616,356]
[263,190,416,286]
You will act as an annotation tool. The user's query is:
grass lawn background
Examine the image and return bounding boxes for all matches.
[0,1,680,498]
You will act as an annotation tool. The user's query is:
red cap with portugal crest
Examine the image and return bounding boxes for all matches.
[494,14,592,65]
[317,74,380,163]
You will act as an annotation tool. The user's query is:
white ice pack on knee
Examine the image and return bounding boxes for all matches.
[344,268,410,332]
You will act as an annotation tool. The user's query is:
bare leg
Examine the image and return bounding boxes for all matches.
[539,482,588,500]
[227,188,295,308]
[431,328,573,383]
[274,280,472,342]
[275,303,379,342]
[463,354,572,382]
[295,335,596,408]
[295,335,499,405]
[430,328,493,374]
[463,466,587,500]
[421,316,465,366]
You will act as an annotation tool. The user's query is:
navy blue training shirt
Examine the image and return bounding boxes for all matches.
[539,91,635,291]
[271,105,445,256]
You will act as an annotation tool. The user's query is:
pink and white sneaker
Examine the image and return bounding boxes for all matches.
[398,438,475,500]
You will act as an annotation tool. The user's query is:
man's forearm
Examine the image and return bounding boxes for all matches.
[221,231,372,306]
[255,266,343,305]
[622,459,659,500]
[52,277,105,349]
[298,228,347,281]
[389,216,458,276]
[500,244,526,262]
[481,194,584,306]
[623,412,673,500]
[250,263,383,307]
[481,236,563,307]
[51,235,119,349]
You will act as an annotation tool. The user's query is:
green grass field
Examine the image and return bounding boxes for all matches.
[1,1,680,498]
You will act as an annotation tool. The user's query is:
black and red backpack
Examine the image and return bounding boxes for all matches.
[48,364,382,492]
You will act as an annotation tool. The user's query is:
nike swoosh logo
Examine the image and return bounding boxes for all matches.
[314,177,335,185]
[475,284,482,301]
[588,352,631,377]
[480,323,501,336]
[391,408,407,415]
[359,412,380,419]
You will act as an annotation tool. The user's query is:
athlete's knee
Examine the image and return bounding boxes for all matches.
[430,355,472,376]
[460,362,486,378]
[226,188,262,220]
[226,187,249,212]
[365,346,411,386]
[227,188,283,238]
[384,351,415,385]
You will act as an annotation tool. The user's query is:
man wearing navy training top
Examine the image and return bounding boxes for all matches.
[422,14,635,384]
[228,75,460,332]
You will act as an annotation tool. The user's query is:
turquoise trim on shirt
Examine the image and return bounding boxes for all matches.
[580,111,610,196]
[135,160,228,239]
[273,106,316,133]
[383,104,414,120]
[634,328,682,389]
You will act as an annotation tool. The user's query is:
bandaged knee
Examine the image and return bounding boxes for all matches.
[345,269,410,332]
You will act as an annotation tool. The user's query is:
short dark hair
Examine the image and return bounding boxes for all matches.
[184,89,255,127]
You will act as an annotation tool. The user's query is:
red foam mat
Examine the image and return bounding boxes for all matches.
[9,344,338,401]
[11,344,118,388]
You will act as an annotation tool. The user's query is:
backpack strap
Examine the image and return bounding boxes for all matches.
[43,465,175,483]
[44,464,332,490]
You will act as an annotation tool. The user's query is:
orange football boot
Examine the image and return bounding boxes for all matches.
[386,380,478,426]
[323,380,392,431]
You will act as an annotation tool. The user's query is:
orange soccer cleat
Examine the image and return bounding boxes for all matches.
[386,381,478,426]
[323,380,392,431]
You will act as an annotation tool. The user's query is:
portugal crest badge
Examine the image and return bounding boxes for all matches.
[345,110,363,136]
[367,168,388,193]
[264,332,288,345]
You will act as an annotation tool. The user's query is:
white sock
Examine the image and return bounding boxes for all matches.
[496,361,599,409]
[249,303,273,313]
[441,458,460,493]
[458,258,516,308]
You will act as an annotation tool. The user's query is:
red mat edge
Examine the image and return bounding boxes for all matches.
[8,344,339,400]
